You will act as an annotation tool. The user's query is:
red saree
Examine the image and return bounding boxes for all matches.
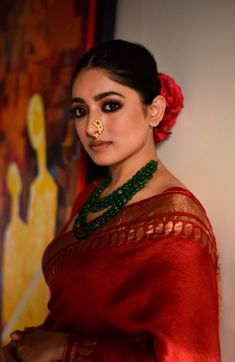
[42,184,221,361]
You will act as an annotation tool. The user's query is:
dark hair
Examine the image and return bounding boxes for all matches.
[71,39,161,105]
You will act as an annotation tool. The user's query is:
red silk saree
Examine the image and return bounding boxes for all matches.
[42,184,221,361]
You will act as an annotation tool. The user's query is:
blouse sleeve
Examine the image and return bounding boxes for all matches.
[62,233,221,362]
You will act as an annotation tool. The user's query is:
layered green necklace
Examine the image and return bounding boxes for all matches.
[73,160,158,240]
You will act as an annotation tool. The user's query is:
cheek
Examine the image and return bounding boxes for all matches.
[110,114,147,139]
[107,108,141,135]
[74,120,84,138]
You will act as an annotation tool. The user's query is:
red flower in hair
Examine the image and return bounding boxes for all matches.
[154,73,184,144]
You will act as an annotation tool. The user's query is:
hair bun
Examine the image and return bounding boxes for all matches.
[154,73,184,144]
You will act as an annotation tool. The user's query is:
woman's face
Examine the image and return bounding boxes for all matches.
[71,68,156,167]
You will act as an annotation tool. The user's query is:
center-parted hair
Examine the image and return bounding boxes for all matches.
[71,39,161,105]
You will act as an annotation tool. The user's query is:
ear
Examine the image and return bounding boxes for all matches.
[148,95,166,127]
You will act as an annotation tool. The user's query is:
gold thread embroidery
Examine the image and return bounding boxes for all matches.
[146,224,155,235]
[200,233,208,247]
[184,223,193,237]
[155,223,164,235]
[127,228,135,241]
[118,230,126,244]
[173,221,183,235]
[44,220,216,287]
[165,221,174,235]
[136,227,144,241]
[193,227,201,241]
[43,192,218,286]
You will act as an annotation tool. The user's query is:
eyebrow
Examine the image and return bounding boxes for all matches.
[72,91,125,104]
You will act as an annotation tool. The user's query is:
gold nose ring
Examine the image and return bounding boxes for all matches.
[92,120,104,139]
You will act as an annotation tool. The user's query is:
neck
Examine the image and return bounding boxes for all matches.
[109,143,158,191]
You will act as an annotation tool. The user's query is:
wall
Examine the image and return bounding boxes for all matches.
[115,0,235,360]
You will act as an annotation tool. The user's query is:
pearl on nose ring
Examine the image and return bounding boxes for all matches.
[92,120,104,139]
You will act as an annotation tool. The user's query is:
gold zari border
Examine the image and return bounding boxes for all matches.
[43,191,218,287]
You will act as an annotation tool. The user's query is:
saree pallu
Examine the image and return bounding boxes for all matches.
[42,185,221,361]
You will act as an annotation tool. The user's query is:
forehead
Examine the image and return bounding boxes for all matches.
[72,68,138,99]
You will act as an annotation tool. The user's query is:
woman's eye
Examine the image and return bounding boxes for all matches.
[71,106,87,118]
[103,102,122,112]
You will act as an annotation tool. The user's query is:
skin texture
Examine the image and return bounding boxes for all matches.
[71,69,165,173]
[3,68,185,361]
[1,341,17,361]
[5,328,68,362]
[71,68,184,207]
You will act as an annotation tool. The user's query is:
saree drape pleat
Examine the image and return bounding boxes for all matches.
[42,185,221,361]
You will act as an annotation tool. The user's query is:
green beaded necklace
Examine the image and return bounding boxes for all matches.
[73,160,158,240]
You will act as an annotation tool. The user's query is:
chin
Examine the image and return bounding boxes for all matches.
[89,153,122,168]
[89,155,112,167]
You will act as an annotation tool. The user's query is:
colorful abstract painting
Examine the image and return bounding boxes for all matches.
[0,0,97,342]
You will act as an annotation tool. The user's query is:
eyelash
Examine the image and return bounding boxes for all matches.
[103,101,122,112]
[70,106,87,118]
[71,101,122,119]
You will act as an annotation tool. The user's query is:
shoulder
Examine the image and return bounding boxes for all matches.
[144,187,218,261]
[158,186,207,215]
[131,186,208,223]
[121,186,216,255]
[149,186,214,238]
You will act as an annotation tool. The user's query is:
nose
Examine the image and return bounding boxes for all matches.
[86,118,104,139]
[86,117,96,137]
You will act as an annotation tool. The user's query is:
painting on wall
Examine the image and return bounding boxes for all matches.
[0,0,116,342]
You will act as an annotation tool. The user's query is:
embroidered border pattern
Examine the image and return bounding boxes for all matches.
[43,213,217,287]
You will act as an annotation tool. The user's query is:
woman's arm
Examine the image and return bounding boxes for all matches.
[10,329,154,362]
[10,328,68,362]
[0,341,17,362]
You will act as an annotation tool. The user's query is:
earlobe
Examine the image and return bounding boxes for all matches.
[149,95,166,127]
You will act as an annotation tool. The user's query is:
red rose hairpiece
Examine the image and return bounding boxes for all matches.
[154,73,184,144]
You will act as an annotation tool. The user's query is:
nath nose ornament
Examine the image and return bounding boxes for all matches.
[92,120,104,139]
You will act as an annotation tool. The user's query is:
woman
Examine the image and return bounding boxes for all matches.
[2,40,221,361]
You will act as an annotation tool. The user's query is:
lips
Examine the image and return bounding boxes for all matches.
[89,140,112,151]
